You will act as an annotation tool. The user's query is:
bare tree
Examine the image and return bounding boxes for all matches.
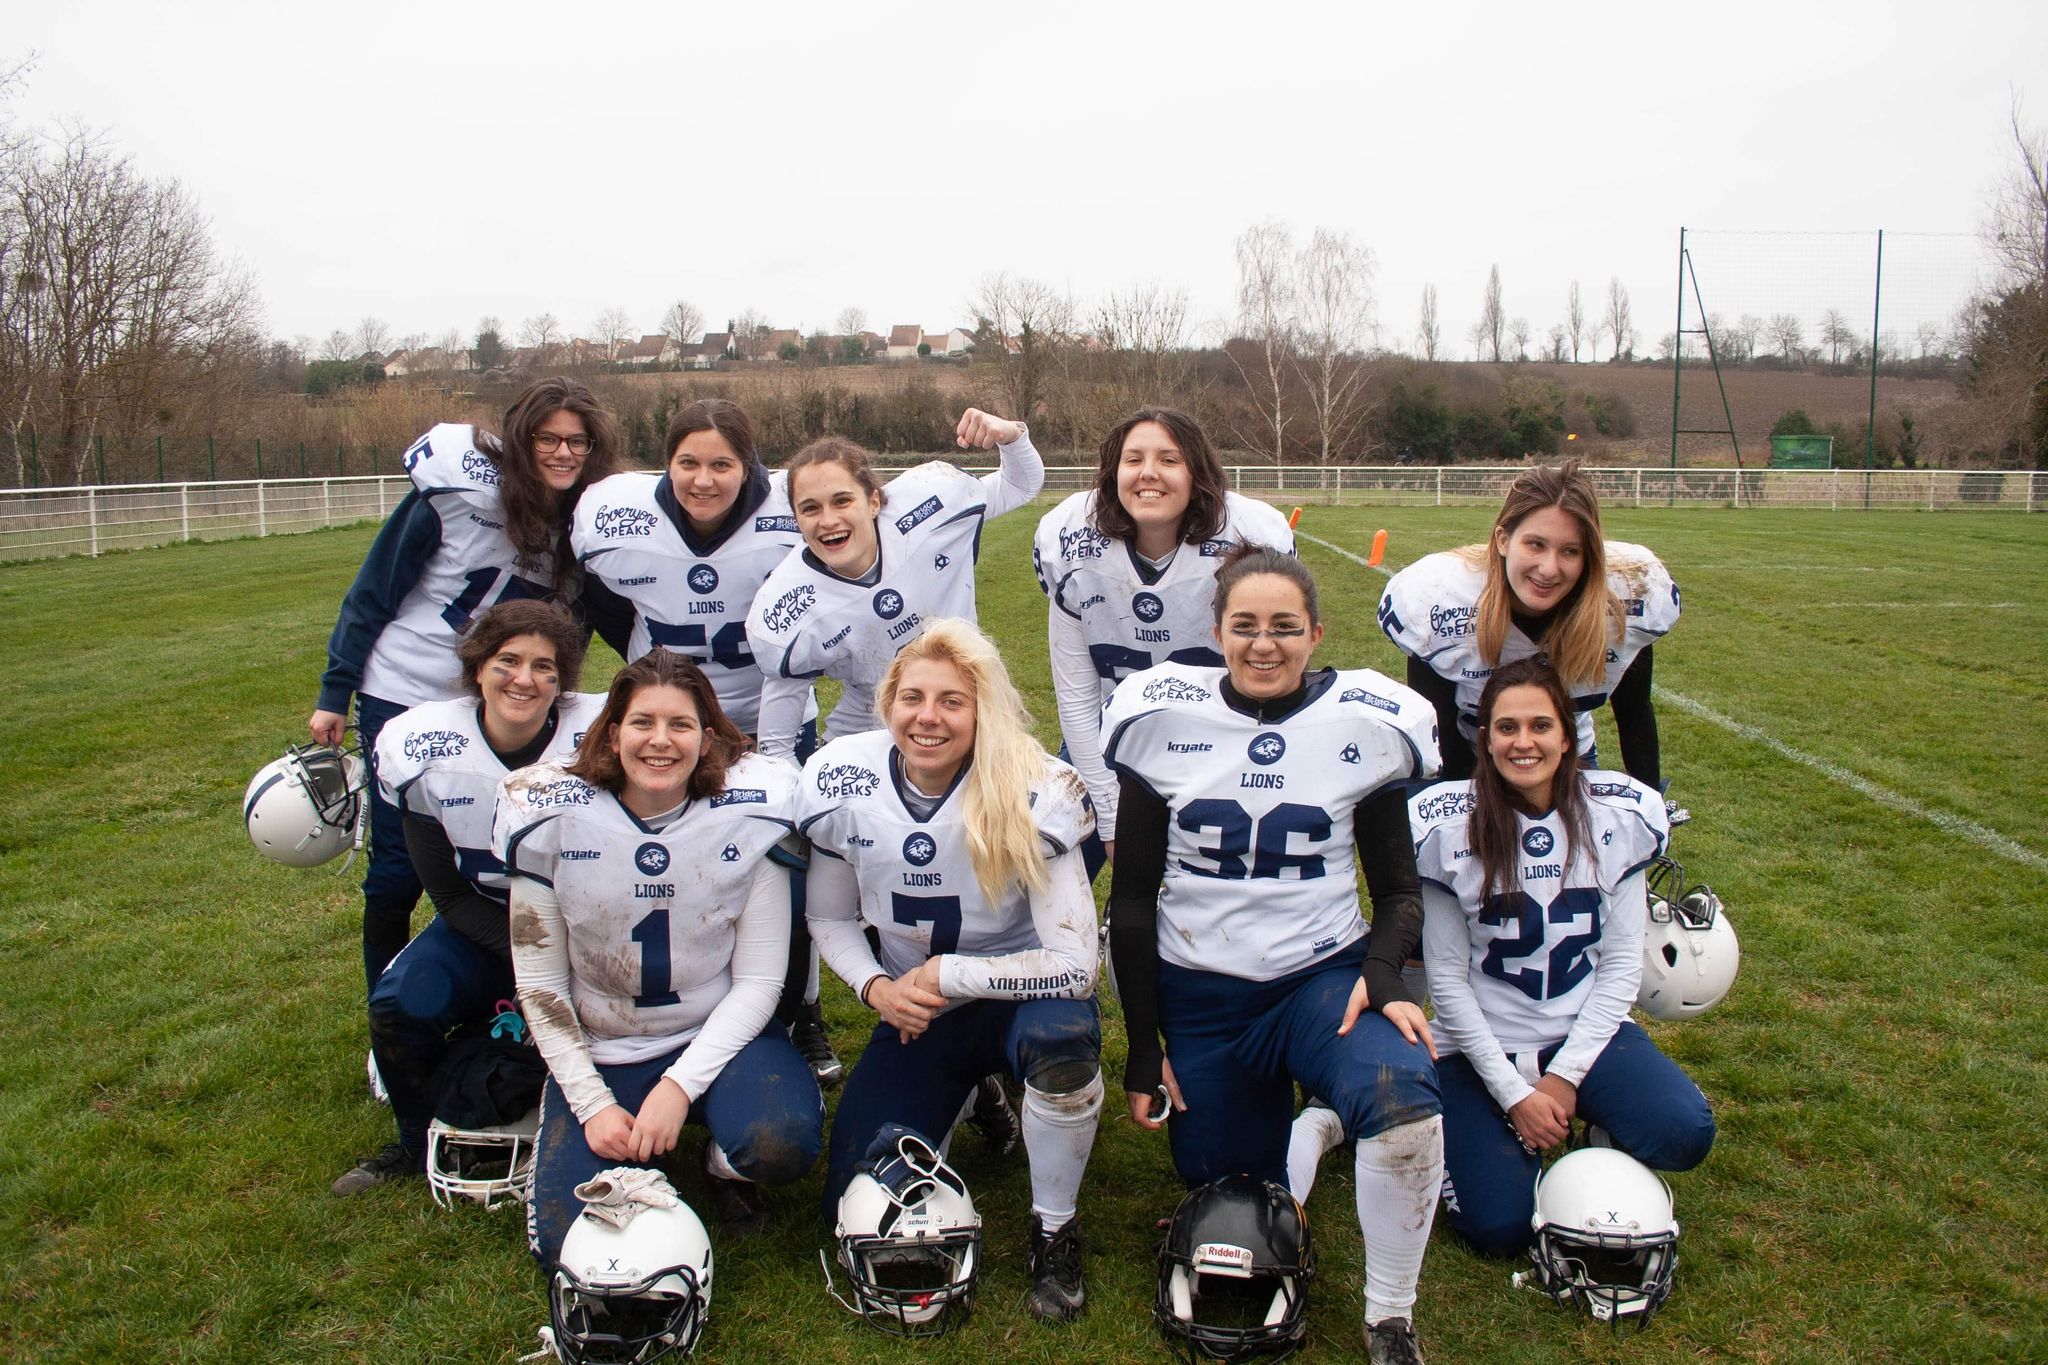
[730,308,769,360]
[661,299,703,353]
[968,271,1075,424]
[1564,280,1587,361]
[1508,316,1532,362]
[1417,283,1440,361]
[592,307,634,363]
[351,316,391,359]
[1290,229,1377,464]
[1732,314,1764,364]
[834,306,868,337]
[1954,96,2048,463]
[1819,308,1853,367]
[1767,313,1804,363]
[319,330,353,362]
[1913,320,1944,359]
[520,313,562,366]
[1478,266,1505,362]
[1984,91,2048,290]
[1231,221,1297,462]
[1092,280,1193,414]
[1604,277,1635,360]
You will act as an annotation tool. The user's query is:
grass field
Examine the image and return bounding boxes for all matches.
[2,504,2044,1364]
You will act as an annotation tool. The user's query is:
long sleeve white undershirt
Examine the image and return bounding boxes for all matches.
[1046,603,1118,839]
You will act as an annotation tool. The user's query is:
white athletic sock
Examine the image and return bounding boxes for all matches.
[1354,1115,1444,1325]
[1022,1071,1103,1229]
[703,1138,746,1182]
[805,946,821,1005]
[1285,1104,1348,1203]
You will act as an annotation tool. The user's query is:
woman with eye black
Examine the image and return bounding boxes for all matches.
[1104,545,1446,1365]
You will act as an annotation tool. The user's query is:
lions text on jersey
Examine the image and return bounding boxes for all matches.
[493,753,800,1067]
[572,469,801,734]
[354,424,560,708]
[795,730,1097,1005]
[747,462,999,751]
[1412,775,1668,1086]
[1376,542,1679,759]
[375,692,604,900]
[1033,490,1295,838]
[1101,666,1440,981]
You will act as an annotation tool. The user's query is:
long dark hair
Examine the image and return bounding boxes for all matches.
[1089,407,1229,546]
[1469,656,1592,898]
[566,649,750,799]
[482,376,624,571]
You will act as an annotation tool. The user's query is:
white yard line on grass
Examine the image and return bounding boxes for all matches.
[1299,531,2048,874]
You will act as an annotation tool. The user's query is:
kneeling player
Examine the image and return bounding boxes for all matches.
[495,650,824,1265]
[1417,656,1714,1260]
[800,620,1104,1323]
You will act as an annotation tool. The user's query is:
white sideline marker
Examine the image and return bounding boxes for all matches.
[1298,531,2048,875]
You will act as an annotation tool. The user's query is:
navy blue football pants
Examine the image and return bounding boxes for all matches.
[1438,1019,1715,1258]
[1158,940,1441,1188]
[528,1031,824,1268]
[822,996,1101,1212]
[369,915,513,1154]
[355,692,424,990]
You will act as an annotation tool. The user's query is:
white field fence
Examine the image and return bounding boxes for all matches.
[1,466,2040,563]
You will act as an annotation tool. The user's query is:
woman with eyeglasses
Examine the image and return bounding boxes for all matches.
[1032,406,1294,875]
[1104,546,1446,1365]
[308,377,623,993]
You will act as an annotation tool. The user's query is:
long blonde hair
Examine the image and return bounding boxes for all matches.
[879,619,1050,903]
[1456,460,1621,686]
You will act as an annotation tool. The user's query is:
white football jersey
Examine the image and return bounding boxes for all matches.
[747,462,995,742]
[359,424,560,707]
[1032,489,1296,700]
[571,470,802,734]
[492,753,799,1064]
[1411,774,1668,1054]
[1377,542,1680,758]
[796,729,1095,987]
[1101,665,1440,980]
[375,692,604,899]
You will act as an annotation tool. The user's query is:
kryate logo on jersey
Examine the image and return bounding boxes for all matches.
[902,833,937,867]
[1522,827,1556,858]
[1588,781,1643,802]
[1132,591,1164,623]
[1429,603,1475,638]
[1167,740,1213,754]
[1339,742,1361,764]
[1058,524,1109,561]
[688,565,720,595]
[894,495,943,534]
[721,844,740,862]
[822,624,853,649]
[762,584,816,632]
[756,514,799,534]
[460,449,501,486]
[594,505,659,538]
[815,763,881,798]
[635,842,671,876]
[933,553,951,571]
[1338,687,1400,714]
[403,729,469,761]
[1248,732,1287,765]
[709,788,767,807]
[1141,676,1211,703]
[873,588,906,620]
[523,777,596,810]
[1416,789,1476,821]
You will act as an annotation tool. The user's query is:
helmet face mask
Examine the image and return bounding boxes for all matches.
[828,1127,981,1337]
[426,1111,539,1211]
[1528,1149,1679,1330]
[550,1196,713,1363]
[1154,1175,1315,1363]
[243,742,367,868]
[1639,856,1740,1021]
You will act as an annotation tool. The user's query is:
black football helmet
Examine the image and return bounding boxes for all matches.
[1155,1174,1315,1362]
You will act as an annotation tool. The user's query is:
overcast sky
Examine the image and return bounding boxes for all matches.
[10,2,2045,356]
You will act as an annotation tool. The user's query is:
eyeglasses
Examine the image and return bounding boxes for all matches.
[532,432,594,456]
[1225,625,1309,640]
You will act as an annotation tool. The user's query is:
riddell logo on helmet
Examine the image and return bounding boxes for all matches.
[1193,1242,1255,1273]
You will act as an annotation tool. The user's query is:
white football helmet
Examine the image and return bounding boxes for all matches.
[243,742,366,867]
[825,1124,981,1336]
[1526,1148,1678,1327]
[1640,856,1740,1021]
[426,1109,539,1211]
[550,1189,714,1363]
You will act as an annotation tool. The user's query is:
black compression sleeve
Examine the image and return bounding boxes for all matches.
[1407,656,1473,779]
[1355,783,1424,1011]
[1610,644,1662,790]
[579,575,637,661]
[1107,774,1170,1096]
[403,814,512,958]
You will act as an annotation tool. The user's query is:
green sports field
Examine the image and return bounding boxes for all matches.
[2,504,2044,1364]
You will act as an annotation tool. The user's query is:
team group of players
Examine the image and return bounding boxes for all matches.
[305,376,1715,1363]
